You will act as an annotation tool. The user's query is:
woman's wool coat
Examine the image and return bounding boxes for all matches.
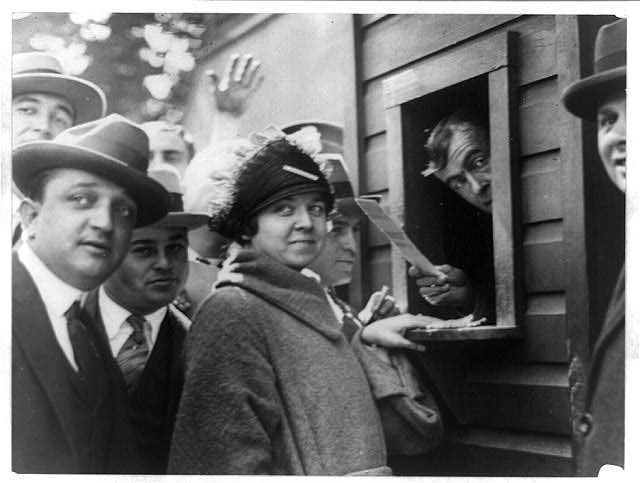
[168,250,389,475]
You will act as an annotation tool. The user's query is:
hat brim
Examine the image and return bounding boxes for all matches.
[13,141,170,227]
[335,197,364,218]
[13,73,107,125]
[154,212,209,230]
[561,66,626,120]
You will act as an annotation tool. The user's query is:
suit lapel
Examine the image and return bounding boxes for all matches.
[12,253,83,455]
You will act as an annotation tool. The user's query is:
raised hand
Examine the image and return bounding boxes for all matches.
[206,53,264,117]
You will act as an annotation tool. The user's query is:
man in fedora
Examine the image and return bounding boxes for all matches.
[12,113,170,473]
[561,18,626,475]
[12,51,108,243]
[83,166,208,473]
[12,51,107,145]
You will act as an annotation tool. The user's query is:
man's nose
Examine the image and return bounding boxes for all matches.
[90,203,114,232]
[465,172,486,195]
[341,228,358,252]
[32,112,53,139]
[154,248,172,269]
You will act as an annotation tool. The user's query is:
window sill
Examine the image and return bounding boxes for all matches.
[406,325,522,341]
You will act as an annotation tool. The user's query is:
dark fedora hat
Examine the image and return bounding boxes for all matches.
[562,18,626,120]
[13,113,171,227]
[13,51,107,125]
[281,121,362,216]
[147,166,209,230]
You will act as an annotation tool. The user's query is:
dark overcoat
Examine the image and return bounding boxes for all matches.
[12,253,140,473]
[577,265,625,475]
[83,289,188,474]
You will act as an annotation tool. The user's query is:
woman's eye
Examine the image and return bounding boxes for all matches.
[309,204,326,216]
[275,204,294,215]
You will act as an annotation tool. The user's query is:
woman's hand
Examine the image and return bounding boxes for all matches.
[361,314,429,352]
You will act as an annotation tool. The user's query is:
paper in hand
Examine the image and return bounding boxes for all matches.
[355,198,445,278]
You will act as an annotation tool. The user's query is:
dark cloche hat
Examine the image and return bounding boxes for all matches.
[13,51,107,125]
[562,18,626,120]
[13,114,171,227]
[281,121,361,216]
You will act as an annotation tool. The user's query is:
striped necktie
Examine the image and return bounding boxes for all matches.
[327,287,362,342]
[116,314,151,391]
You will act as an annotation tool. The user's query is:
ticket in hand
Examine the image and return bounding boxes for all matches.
[355,198,445,279]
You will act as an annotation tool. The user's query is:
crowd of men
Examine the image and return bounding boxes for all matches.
[10,17,626,476]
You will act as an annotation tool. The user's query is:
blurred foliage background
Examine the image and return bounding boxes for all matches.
[12,12,234,123]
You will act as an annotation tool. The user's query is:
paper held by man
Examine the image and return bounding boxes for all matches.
[355,198,489,333]
[355,198,445,279]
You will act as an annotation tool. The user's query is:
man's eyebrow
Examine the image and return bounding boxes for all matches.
[130,238,158,246]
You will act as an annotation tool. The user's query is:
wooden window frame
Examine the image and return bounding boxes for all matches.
[382,31,523,339]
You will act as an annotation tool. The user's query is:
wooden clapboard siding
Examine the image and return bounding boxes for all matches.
[464,364,571,434]
[364,132,388,192]
[361,14,519,81]
[523,220,565,292]
[352,14,584,475]
[520,79,560,156]
[524,293,568,362]
[521,150,563,223]
[361,15,558,139]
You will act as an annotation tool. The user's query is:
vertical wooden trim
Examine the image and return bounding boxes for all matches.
[488,31,523,328]
[384,105,409,311]
[556,15,590,368]
[344,15,365,309]
[556,15,590,470]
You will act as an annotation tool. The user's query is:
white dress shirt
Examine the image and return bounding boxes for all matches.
[18,242,86,371]
[98,286,167,357]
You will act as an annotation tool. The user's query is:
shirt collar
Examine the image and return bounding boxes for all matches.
[19,242,85,315]
[99,286,168,343]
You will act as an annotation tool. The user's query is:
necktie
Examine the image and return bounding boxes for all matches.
[65,300,102,400]
[116,314,151,391]
[327,288,362,342]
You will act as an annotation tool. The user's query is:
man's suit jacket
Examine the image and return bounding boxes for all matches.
[12,253,140,474]
[577,265,625,475]
[84,289,189,474]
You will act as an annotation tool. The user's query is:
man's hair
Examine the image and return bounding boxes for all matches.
[23,169,58,202]
[423,109,487,177]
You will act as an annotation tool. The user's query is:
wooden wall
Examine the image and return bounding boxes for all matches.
[352,14,601,476]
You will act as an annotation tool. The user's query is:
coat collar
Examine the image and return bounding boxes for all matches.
[217,249,343,341]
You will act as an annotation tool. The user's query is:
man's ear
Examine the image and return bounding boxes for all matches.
[18,198,41,240]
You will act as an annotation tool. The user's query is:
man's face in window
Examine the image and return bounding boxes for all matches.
[434,124,492,213]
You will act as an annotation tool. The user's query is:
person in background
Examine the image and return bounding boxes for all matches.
[408,110,495,322]
[561,17,626,476]
[12,114,170,473]
[12,51,108,244]
[82,166,208,473]
[149,54,263,315]
[142,121,196,179]
[180,138,250,315]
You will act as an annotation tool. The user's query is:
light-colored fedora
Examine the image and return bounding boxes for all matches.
[562,18,626,120]
[13,51,107,125]
[147,165,209,230]
[13,113,171,227]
